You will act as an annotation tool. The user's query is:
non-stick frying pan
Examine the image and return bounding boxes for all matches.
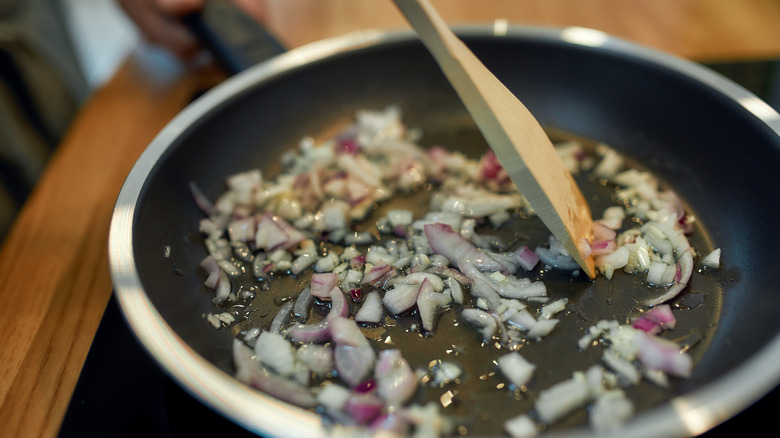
[109,25,780,437]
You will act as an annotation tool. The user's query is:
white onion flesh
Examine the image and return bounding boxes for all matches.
[497,352,536,387]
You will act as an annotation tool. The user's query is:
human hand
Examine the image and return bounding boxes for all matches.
[117,0,269,59]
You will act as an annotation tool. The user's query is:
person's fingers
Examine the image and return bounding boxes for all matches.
[117,0,204,59]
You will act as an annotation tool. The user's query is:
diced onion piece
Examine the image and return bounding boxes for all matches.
[635,332,692,378]
[504,414,538,438]
[535,373,590,424]
[701,248,721,269]
[417,283,452,333]
[375,349,418,405]
[589,390,634,433]
[461,308,498,341]
[590,239,617,256]
[355,291,384,324]
[631,304,676,334]
[316,382,351,411]
[297,344,334,376]
[383,283,421,315]
[287,320,331,344]
[387,209,414,228]
[361,260,394,286]
[311,272,339,299]
[328,286,350,319]
[233,339,316,408]
[423,223,502,272]
[527,318,559,340]
[344,392,384,425]
[445,277,465,305]
[601,350,641,385]
[270,301,294,334]
[540,298,568,320]
[330,318,376,387]
[255,212,306,251]
[335,344,376,388]
[254,331,296,376]
[506,309,537,331]
[293,287,314,318]
[199,255,221,289]
[497,352,536,387]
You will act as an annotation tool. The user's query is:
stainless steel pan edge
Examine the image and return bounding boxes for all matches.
[108,25,780,438]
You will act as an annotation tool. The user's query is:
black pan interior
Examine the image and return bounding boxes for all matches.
[130,32,780,433]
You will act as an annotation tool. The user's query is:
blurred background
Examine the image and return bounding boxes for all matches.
[64,0,138,89]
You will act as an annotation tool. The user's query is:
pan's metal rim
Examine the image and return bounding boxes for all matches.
[108,24,780,438]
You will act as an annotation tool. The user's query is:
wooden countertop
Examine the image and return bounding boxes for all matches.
[1,1,779,436]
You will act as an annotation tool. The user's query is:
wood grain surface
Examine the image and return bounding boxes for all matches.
[0,1,779,437]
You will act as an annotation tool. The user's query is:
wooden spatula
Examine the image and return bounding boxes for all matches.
[392,0,596,278]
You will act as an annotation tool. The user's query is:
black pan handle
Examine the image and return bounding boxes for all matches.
[181,1,286,76]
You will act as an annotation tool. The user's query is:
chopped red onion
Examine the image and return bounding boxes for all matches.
[335,137,361,155]
[354,378,377,394]
[424,223,503,272]
[355,291,384,324]
[329,287,350,319]
[214,270,231,303]
[361,260,394,286]
[461,308,498,341]
[349,288,363,301]
[269,301,294,334]
[199,255,221,289]
[506,309,537,332]
[254,331,296,376]
[335,344,376,388]
[344,392,384,425]
[635,332,692,378]
[328,317,376,387]
[293,287,313,318]
[329,317,370,348]
[592,221,617,241]
[590,239,617,256]
[287,320,331,344]
[311,272,339,299]
[232,339,316,408]
[296,344,334,376]
[227,216,257,243]
[199,108,712,434]
[255,212,306,251]
[516,246,540,271]
[375,349,418,405]
[382,283,420,315]
[417,281,452,332]
[631,304,676,335]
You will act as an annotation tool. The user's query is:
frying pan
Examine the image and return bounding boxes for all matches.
[109,24,780,437]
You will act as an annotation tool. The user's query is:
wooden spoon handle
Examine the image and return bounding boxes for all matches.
[393,0,596,278]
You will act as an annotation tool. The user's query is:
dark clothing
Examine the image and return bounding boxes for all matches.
[0,0,88,240]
